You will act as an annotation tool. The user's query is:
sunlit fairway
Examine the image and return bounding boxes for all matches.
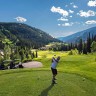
[0,50,96,96]
[35,51,96,81]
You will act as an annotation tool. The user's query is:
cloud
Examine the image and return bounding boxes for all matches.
[58,24,61,26]
[58,23,73,27]
[69,10,74,14]
[75,22,80,24]
[15,16,27,22]
[70,3,78,8]
[73,5,78,8]
[50,6,69,17]
[65,5,68,7]
[70,2,74,5]
[62,22,73,26]
[88,0,96,7]
[70,16,73,18]
[77,10,96,17]
[58,22,82,27]
[85,20,96,24]
[58,17,68,21]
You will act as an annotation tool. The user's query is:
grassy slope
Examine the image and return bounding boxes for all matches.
[0,51,96,96]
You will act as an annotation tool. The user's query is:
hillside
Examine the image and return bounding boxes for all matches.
[58,26,96,43]
[0,22,59,48]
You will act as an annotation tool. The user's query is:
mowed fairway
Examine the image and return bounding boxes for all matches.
[0,70,96,96]
[0,51,96,96]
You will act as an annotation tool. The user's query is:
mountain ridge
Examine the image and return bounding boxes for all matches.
[57,26,96,43]
[0,22,60,48]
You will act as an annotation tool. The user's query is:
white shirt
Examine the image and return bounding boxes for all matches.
[51,58,58,69]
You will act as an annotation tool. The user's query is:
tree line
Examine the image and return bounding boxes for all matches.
[0,44,38,70]
[77,33,96,54]
[48,33,96,54]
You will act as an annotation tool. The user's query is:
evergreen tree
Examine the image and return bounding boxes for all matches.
[78,38,83,54]
[87,33,91,53]
[35,50,38,58]
[93,35,96,41]
[70,43,73,49]
[83,42,87,54]
[74,43,78,49]
[26,52,29,60]
[91,41,96,52]
[92,34,94,42]
[19,49,24,62]
[32,52,35,58]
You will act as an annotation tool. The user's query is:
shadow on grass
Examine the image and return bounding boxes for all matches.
[39,84,54,96]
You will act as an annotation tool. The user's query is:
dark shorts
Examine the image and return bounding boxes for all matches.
[51,67,57,75]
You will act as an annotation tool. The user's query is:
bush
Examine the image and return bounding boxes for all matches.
[22,58,32,63]
[68,50,73,55]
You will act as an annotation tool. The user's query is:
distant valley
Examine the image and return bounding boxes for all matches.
[57,27,96,43]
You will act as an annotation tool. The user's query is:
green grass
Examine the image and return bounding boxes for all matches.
[34,51,96,81]
[0,70,96,96]
[0,50,96,96]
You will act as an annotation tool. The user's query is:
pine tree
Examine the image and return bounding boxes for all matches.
[92,34,94,42]
[19,49,24,62]
[87,33,91,53]
[35,50,38,58]
[78,38,83,54]
[32,52,35,58]
[91,41,96,52]
[93,35,96,41]
[83,42,87,54]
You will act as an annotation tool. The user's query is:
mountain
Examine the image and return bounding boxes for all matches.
[58,27,96,43]
[0,22,59,48]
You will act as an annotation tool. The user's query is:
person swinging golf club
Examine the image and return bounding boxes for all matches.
[51,55,60,84]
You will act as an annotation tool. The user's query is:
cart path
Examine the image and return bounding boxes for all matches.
[22,61,43,68]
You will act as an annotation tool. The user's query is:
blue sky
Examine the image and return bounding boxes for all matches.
[0,0,96,37]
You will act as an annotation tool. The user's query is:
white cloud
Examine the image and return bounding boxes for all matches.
[15,16,27,22]
[70,2,74,5]
[69,10,74,14]
[58,17,68,21]
[70,16,73,18]
[65,5,68,7]
[73,5,78,8]
[50,6,69,17]
[58,24,61,26]
[77,10,96,17]
[88,0,96,7]
[58,22,81,27]
[85,20,96,24]
[62,22,73,26]
[75,22,80,24]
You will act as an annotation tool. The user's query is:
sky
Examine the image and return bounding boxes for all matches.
[0,0,96,37]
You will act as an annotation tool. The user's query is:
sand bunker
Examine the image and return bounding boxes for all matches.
[22,61,43,68]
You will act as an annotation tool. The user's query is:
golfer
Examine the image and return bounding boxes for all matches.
[51,56,60,84]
